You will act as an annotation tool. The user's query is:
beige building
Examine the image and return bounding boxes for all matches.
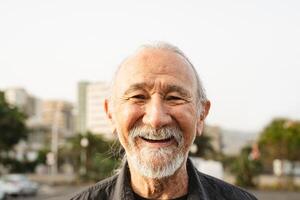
[77,81,113,139]
[42,100,75,138]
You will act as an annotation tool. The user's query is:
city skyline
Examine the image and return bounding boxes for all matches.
[1,0,300,133]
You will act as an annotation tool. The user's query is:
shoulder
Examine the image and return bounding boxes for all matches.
[196,171,257,200]
[70,175,118,200]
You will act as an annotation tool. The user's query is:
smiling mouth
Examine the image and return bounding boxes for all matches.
[139,136,174,143]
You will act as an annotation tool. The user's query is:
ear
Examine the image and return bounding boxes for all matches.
[196,101,211,136]
[104,98,116,133]
[104,98,112,120]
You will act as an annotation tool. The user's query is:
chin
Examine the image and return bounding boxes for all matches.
[129,149,185,179]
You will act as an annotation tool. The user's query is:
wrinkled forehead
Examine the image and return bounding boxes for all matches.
[112,48,198,94]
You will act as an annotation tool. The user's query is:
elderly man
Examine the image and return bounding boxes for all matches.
[72,42,257,200]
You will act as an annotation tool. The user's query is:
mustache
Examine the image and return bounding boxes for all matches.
[129,125,184,147]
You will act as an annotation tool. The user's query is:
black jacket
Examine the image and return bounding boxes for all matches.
[71,159,257,200]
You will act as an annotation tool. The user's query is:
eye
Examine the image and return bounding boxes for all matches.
[131,94,146,100]
[165,94,189,105]
[127,94,148,104]
[165,95,182,101]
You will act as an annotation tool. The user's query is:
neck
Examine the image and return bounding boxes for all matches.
[128,160,189,200]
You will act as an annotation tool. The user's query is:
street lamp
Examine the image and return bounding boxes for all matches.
[80,137,89,176]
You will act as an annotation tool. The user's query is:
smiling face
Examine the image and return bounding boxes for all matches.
[105,48,209,178]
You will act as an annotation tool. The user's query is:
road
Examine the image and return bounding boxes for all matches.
[6,185,300,200]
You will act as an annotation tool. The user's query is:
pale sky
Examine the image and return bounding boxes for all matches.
[0,0,299,133]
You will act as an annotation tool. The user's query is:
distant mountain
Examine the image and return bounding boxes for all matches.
[221,129,258,156]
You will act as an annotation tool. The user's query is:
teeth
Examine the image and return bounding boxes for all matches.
[141,136,172,140]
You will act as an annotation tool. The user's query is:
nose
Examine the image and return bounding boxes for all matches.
[142,94,172,129]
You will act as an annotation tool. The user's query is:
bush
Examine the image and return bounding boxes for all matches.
[230,146,262,188]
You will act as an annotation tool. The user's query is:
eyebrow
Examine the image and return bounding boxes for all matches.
[164,85,192,98]
[123,83,149,96]
[123,82,192,98]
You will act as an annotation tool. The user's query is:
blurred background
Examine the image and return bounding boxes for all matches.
[0,0,300,199]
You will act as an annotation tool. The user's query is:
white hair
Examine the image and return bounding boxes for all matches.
[109,41,208,104]
[138,41,208,103]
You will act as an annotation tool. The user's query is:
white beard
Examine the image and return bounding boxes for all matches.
[127,125,185,179]
[128,147,185,179]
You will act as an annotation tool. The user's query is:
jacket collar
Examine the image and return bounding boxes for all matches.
[112,161,134,200]
[112,158,208,200]
[186,158,209,200]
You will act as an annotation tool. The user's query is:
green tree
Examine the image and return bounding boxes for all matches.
[259,118,300,162]
[60,132,121,182]
[258,118,300,187]
[230,146,262,187]
[0,91,27,153]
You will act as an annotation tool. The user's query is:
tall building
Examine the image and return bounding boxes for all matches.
[86,82,112,138]
[77,81,113,139]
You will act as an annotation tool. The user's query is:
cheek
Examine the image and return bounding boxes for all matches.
[115,105,144,153]
[115,104,144,137]
[172,106,198,148]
